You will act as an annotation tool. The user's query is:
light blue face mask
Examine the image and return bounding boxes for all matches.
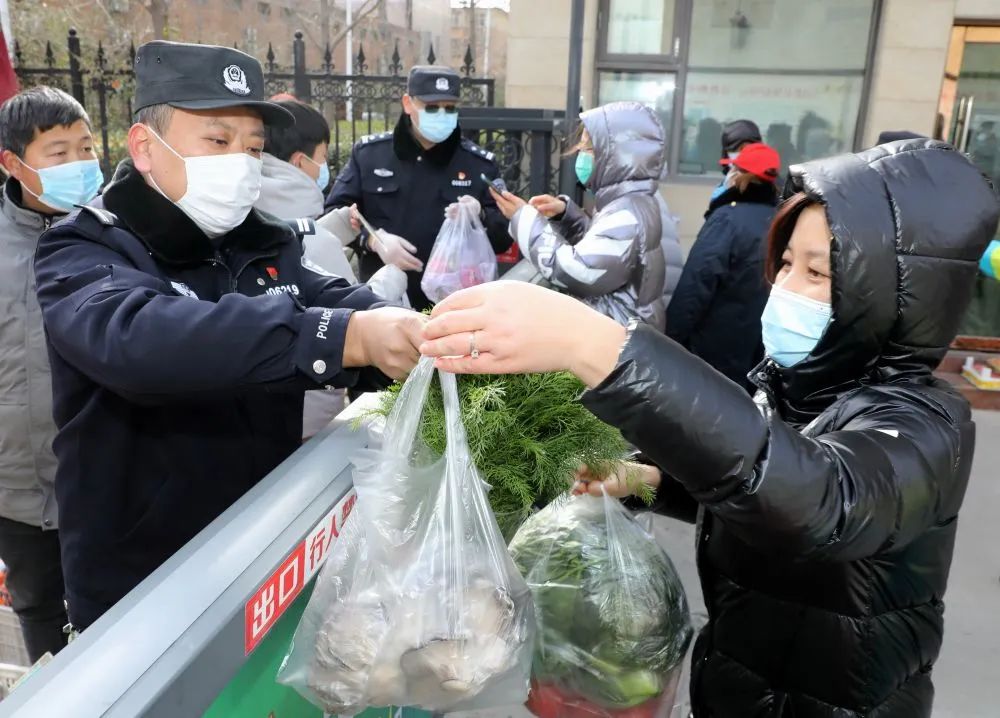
[760,285,833,367]
[575,151,594,187]
[20,158,104,212]
[416,108,458,144]
[304,155,331,190]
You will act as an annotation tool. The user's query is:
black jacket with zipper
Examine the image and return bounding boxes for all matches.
[583,140,999,717]
[35,160,387,630]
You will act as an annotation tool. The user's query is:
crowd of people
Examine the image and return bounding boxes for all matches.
[0,36,998,718]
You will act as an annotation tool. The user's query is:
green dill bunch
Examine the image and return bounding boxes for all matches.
[362,372,644,533]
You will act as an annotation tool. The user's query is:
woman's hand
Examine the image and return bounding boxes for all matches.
[489,186,528,220]
[572,461,662,499]
[529,194,567,218]
[419,281,627,385]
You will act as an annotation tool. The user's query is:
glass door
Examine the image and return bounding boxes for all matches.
[940,26,1000,344]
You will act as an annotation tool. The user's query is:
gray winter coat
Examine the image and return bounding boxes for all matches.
[656,193,683,310]
[0,181,59,529]
[510,101,668,329]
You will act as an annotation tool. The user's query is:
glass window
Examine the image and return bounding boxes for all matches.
[945,32,1000,339]
[679,0,876,175]
[606,0,677,56]
[597,71,676,144]
[679,72,864,175]
[688,0,874,71]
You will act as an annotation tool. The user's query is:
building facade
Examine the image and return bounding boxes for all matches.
[505,0,1000,339]
[449,2,509,103]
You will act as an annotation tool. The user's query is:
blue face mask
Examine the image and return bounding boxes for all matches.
[575,151,594,187]
[304,155,331,190]
[416,109,458,144]
[20,158,103,213]
[760,285,833,367]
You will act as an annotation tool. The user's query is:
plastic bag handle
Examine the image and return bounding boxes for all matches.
[381,356,437,458]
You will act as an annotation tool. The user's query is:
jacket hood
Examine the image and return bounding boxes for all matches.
[772,139,999,420]
[580,101,664,206]
[257,152,325,220]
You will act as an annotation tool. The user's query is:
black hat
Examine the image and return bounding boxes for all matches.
[134,41,294,127]
[721,119,763,156]
[407,65,461,103]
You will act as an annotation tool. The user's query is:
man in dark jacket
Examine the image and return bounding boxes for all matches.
[666,142,780,390]
[326,65,513,310]
[34,41,424,632]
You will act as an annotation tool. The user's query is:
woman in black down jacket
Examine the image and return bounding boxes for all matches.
[666,142,780,392]
[420,139,1000,717]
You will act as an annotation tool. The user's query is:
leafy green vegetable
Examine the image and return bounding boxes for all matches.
[360,372,651,535]
[509,495,693,710]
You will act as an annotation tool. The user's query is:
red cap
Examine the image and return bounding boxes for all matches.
[728,142,781,182]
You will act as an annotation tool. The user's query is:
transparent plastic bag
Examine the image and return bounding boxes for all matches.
[509,492,693,718]
[421,200,498,303]
[278,358,534,715]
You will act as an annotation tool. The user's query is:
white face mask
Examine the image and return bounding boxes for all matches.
[144,125,262,238]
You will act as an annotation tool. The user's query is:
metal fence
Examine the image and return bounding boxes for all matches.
[13,29,567,198]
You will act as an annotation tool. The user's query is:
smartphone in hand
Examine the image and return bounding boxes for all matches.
[481,173,508,194]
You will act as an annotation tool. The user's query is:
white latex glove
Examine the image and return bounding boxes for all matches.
[367,264,412,308]
[445,195,482,220]
[369,229,424,272]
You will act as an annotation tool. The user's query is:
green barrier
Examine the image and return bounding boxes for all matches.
[203,581,432,718]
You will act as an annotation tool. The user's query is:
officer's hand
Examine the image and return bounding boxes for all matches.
[444,195,482,221]
[343,307,425,380]
[529,194,567,219]
[368,230,424,272]
[488,186,527,220]
[349,203,362,233]
[459,195,481,216]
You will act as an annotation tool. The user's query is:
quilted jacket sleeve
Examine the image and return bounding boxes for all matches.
[582,324,969,562]
[509,203,639,297]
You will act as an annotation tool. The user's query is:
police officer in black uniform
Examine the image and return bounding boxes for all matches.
[34,41,425,632]
[326,65,513,310]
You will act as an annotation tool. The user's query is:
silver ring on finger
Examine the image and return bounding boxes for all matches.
[470,331,480,359]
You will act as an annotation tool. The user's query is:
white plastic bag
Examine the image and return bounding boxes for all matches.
[278,358,534,714]
[509,492,693,718]
[421,201,498,303]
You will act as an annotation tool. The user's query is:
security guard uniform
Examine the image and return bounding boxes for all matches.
[326,66,513,310]
[34,41,388,631]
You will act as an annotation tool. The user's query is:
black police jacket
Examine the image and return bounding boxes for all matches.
[665,181,777,391]
[35,160,385,630]
[325,113,513,310]
[582,141,1000,716]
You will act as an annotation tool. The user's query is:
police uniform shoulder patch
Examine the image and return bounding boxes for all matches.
[79,205,119,226]
[461,138,495,162]
[360,131,392,145]
[285,217,316,236]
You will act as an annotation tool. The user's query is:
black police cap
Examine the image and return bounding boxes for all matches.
[407,65,461,103]
[134,41,294,128]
